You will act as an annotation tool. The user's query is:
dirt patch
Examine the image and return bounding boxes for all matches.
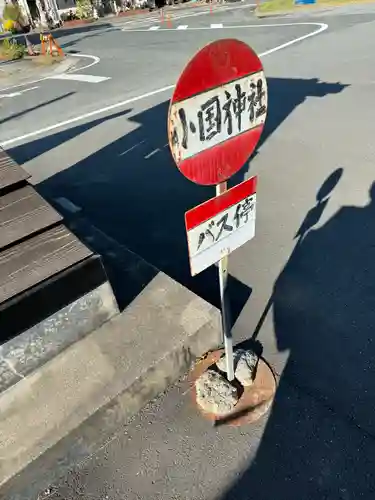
[30,54,65,66]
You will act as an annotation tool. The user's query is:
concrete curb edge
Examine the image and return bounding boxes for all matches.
[0,273,221,500]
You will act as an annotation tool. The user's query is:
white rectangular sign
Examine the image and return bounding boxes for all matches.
[170,71,267,162]
[185,177,257,276]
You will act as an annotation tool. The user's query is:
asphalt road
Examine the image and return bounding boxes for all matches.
[3,2,375,499]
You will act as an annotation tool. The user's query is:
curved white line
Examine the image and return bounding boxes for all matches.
[261,22,328,55]
[1,22,328,147]
[68,53,101,73]
[0,53,101,92]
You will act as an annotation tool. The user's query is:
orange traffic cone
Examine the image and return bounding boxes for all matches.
[48,34,64,57]
[40,33,46,55]
[166,13,172,28]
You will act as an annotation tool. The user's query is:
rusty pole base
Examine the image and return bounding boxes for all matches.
[189,349,276,427]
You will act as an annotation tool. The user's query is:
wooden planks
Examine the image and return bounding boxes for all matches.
[0,224,93,303]
[0,186,62,250]
[0,147,99,314]
[0,149,30,191]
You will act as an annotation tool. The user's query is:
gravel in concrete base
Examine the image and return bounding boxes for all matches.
[216,349,258,386]
[195,369,239,415]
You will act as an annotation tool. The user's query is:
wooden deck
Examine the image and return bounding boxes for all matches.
[0,185,62,250]
[0,149,30,190]
[0,147,105,342]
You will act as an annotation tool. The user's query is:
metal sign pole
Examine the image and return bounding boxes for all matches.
[169,39,267,392]
[216,182,235,382]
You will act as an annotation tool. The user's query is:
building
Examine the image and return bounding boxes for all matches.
[56,0,76,18]
[0,0,61,28]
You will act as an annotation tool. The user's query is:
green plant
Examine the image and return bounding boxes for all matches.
[76,0,93,19]
[0,37,25,60]
[2,3,22,22]
[2,3,23,33]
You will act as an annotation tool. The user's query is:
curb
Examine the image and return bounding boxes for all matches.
[0,1,239,38]
[0,55,81,89]
[0,2,211,37]
[0,262,220,499]
[30,54,79,73]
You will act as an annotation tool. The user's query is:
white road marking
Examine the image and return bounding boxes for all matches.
[210,23,223,28]
[149,26,160,30]
[54,197,81,213]
[0,77,46,92]
[0,53,101,92]
[123,141,168,158]
[121,3,255,31]
[144,148,160,159]
[119,140,146,156]
[49,74,110,83]
[177,25,188,30]
[122,21,327,33]
[68,53,101,73]
[1,22,328,148]
[0,86,39,99]
[120,14,159,26]
[1,85,174,147]
[256,22,328,56]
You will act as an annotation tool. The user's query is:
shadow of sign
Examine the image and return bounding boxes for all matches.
[8,77,347,318]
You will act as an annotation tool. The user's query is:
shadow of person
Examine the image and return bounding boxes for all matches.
[275,177,375,433]
[220,171,375,500]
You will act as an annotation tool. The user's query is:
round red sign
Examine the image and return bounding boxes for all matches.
[168,38,268,186]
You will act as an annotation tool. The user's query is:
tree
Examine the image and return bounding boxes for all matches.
[76,0,93,19]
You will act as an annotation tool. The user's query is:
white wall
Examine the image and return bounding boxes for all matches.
[56,0,76,10]
[18,0,32,19]
[0,0,6,21]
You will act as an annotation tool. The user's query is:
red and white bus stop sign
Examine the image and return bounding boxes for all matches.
[185,175,257,276]
[168,39,268,382]
[168,38,268,186]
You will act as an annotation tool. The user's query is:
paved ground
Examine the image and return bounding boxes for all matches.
[2,2,375,498]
